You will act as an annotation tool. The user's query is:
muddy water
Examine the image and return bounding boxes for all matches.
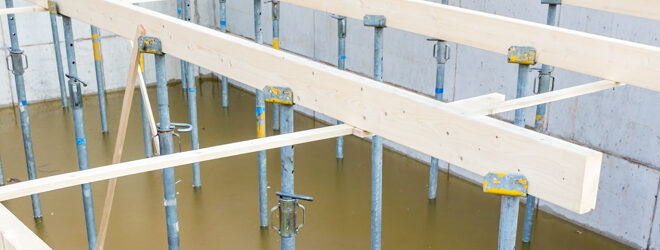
[0,77,630,249]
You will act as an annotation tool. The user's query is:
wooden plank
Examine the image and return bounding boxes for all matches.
[563,0,660,22]
[0,6,46,14]
[279,0,660,93]
[471,80,623,115]
[0,204,51,250]
[26,0,602,213]
[448,93,505,113]
[96,26,145,250]
[0,125,354,202]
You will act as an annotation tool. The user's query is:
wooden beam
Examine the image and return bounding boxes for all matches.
[0,6,46,14]
[96,26,145,250]
[0,0,162,14]
[0,204,51,250]
[279,0,660,93]
[26,0,602,213]
[0,125,354,202]
[563,0,660,22]
[448,93,506,113]
[470,80,623,115]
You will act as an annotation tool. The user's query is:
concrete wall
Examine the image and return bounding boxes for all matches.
[2,0,660,248]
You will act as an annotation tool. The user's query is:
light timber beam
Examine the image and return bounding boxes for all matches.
[0,6,46,14]
[563,0,660,22]
[27,0,602,213]
[0,204,51,250]
[471,80,623,116]
[279,0,660,93]
[448,93,506,114]
[0,125,354,202]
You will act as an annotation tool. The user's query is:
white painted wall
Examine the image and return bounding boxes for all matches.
[2,0,659,248]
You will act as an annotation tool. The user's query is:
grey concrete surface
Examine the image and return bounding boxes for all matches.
[1,0,659,248]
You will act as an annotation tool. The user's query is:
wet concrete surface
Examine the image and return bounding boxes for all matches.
[0,77,632,249]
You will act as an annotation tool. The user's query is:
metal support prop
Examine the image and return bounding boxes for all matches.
[62,15,97,250]
[176,0,187,90]
[263,86,296,249]
[219,0,229,108]
[256,89,268,227]
[90,25,108,133]
[364,14,385,250]
[331,14,346,160]
[271,192,313,250]
[483,173,528,250]
[426,0,449,200]
[254,0,268,228]
[183,0,201,188]
[47,0,67,109]
[270,0,281,132]
[507,46,537,126]
[253,0,263,44]
[139,54,153,158]
[523,1,560,244]
[6,0,42,221]
[139,36,181,250]
[426,36,449,200]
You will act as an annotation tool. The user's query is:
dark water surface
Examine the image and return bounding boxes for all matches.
[0,78,631,249]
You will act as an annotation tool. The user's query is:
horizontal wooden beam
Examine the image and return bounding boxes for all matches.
[563,0,660,22]
[27,0,602,213]
[449,93,506,114]
[280,0,660,93]
[0,204,51,250]
[0,125,354,202]
[470,80,623,115]
[0,6,46,14]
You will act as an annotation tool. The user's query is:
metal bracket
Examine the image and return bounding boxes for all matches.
[47,0,58,15]
[5,49,28,74]
[137,36,164,55]
[363,15,386,28]
[262,86,293,105]
[427,38,450,62]
[65,74,87,87]
[483,172,528,197]
[270,192,314,237]
[265,0,280,20]
[153,129,183,154]
[541,0,561,5]
[533,72,556,94]
[331,14,347,38]
[507,46,537,65]
[156,122,193,133]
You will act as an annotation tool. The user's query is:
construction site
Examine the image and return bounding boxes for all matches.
[0,0,657,249]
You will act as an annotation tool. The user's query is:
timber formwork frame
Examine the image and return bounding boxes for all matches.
[0,0,658,249]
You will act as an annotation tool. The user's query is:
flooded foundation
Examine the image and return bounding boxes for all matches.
[0,77,631,249]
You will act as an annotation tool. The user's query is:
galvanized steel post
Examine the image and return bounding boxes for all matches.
[139,35,181,250]
[219,0,229,108]
[427,0,449,200]
[47,0,68,109]
[270,0,281,132]
[176,0,187,90]
[483,173,528,250]
[62,15,97,250]
[183,0,202,188]
[426,36,449,200]
[331,14,346,160]
[90,26,108,133]
[523,0,560,244]
[253,0,263,44]
[6,0,42,220]
[262,86,295,249]
[364,14,386,250]
[256,90,268,227]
